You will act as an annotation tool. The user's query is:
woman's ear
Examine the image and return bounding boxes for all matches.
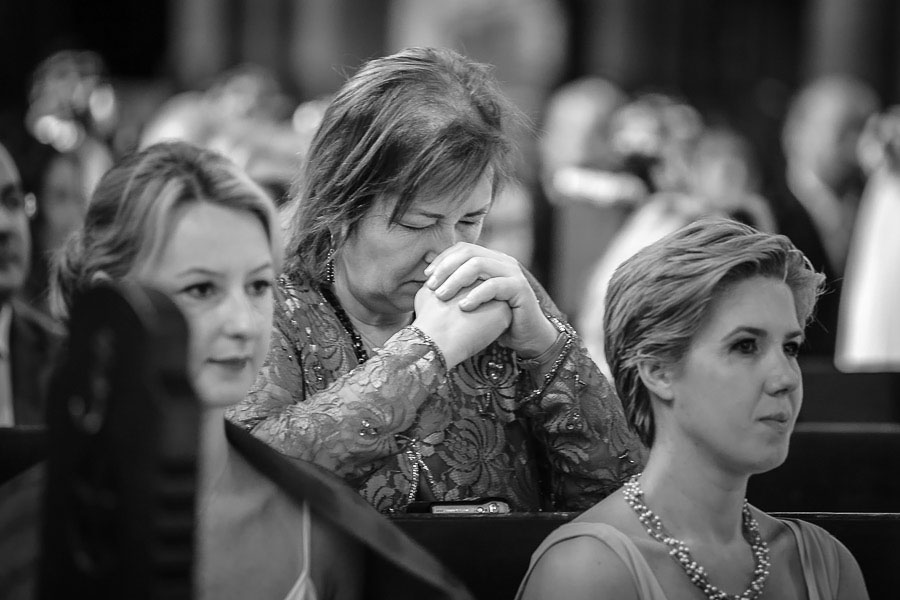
[637,359,676,402]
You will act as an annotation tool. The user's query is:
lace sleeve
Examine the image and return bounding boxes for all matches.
[516,270,648,510]
[227,300,450,482]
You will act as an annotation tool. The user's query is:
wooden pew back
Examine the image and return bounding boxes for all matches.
[392,512,900,600]
[798,358,900,422]
[747,423,900,512]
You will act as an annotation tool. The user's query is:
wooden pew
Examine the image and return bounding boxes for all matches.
[392,511,900,600]
[798,357,900,422]
[747,422,900,512]
[0,426,47,484]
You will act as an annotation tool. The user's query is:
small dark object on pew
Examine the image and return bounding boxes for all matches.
[40,282,199,600]
[392,511,900,600]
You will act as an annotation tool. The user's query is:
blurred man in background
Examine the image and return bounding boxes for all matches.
[0,140,63,427]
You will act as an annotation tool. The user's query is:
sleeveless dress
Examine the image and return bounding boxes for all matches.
[283,501,317,600]
[516,518,844,599]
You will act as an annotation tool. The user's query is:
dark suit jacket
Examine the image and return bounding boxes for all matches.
[9,299,64,426]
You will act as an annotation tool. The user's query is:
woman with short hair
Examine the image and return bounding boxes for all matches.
[517,218,868,600]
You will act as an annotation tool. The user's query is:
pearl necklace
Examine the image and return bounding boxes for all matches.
[622,474,771,600]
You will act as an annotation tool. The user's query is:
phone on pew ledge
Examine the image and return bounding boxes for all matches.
[406,498,511,515]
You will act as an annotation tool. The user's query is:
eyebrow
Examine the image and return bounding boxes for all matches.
[175,262,273,278]
[724,326,805,340]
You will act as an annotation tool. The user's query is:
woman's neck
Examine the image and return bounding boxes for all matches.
[198,409,233,506]
[638,443,749,545]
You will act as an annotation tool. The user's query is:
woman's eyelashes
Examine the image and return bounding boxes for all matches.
[730,336,803,358]
[177,277,273,301]
[783,340,802,358]
[732,338,758,355]
[247,278,274,297]
[181,281,216,300]
[397,218,484,231]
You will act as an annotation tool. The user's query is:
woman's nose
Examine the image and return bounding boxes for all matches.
[766,350,801,396]
[432,224,460,254]
[222,291,257,338]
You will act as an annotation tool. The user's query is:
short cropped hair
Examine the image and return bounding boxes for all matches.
[284,46,520,283]
[604,218,825,447]
[50,140,282,319]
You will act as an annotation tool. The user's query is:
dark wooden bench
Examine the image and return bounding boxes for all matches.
[798,357,900,422]
[0,426,46,484]
[392,511,900,600]
[748,422,900,512]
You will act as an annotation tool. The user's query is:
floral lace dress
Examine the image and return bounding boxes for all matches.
[227,270,646,513]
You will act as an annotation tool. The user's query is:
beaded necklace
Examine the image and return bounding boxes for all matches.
[622,474,771,600]
[320,286,369,364]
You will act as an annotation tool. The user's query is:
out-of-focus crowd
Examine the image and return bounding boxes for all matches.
[9,45,900,374]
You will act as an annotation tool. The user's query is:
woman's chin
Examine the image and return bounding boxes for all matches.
[196,380,252,409]
[748,446,790,476]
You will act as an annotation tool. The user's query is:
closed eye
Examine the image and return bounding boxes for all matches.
[397,222,433,231]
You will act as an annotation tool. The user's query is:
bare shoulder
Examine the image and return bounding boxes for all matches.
[752,508,870,600]
[520,492,641,600]
[832,532,869,600]
[575,489,640,533]
[519,533,640,600]
[750,507,794,544]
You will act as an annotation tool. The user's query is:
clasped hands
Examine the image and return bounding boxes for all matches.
[412,242,559,369]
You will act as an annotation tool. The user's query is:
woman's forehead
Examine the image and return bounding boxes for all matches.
[388,170,494,217]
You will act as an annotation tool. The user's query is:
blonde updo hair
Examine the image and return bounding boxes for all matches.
[604,217,825,447]
[50,140,282,320]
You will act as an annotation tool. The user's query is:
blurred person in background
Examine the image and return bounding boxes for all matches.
[538,76,643,315]
[141,64,316,209]
[15,49,119,315]
[25,50,116,199]
[836,107,900,372]
[687,126,777,233]
[771,74,879,357]
[19,143,88,314]
[0,140,64,428]
[228,47,646,514]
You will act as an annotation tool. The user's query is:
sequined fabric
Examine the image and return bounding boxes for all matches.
[227,271,647,513]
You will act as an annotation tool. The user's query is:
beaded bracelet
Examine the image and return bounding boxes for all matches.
[407,325,449,372]
[517,315,575,403]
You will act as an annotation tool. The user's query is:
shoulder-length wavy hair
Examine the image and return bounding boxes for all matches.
[50,140,282,320]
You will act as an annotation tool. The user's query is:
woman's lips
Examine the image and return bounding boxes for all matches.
[209,357,250,370]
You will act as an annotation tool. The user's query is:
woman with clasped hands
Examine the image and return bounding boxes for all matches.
[227,47,646,513]
[517,218,868,599]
